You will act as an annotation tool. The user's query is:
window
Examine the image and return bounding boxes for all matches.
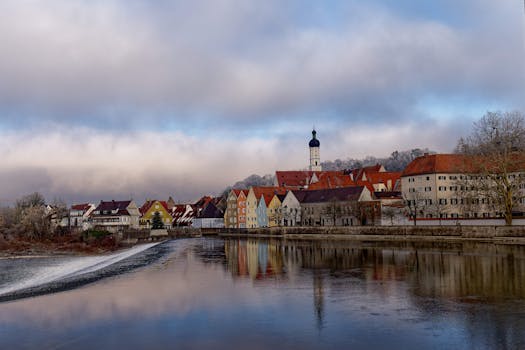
[426,176,430,181]
[439,198,447,205]
[438,186,447,191]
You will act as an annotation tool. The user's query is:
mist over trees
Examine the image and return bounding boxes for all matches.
[222,174,276,195]
[321,148,434,172]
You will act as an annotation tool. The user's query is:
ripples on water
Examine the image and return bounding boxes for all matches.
[1,237,524,349]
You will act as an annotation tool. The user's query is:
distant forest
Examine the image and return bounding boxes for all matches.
[224,148,434,194]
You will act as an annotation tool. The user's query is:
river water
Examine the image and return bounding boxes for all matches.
[1,237,524,349]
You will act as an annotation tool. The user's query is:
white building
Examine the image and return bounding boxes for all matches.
[70,203,96,230]
[401,153,525,225]
[90,200,140,232]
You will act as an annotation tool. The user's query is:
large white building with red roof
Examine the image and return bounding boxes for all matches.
[401,153,525,224]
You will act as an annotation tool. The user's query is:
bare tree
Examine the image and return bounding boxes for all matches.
[19,205,51,239]
[456,111,525,225]
[403,190,424,226]
[324,198,342,226]
[382,206,397,226]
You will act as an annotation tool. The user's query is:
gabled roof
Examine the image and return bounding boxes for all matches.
[307,172,354,190]
[367,172,401,190]
[275,171,318,188]
[95,200,131,212]
[139,200,170,215]
[194,196,214,209]
[251,186,287,201]
[295,186,366,204]
[197,202,224,219]
[171,204,195,224]
[289,190,309,203]
[232,189,248,198]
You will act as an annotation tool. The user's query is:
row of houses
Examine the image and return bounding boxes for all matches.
[224,152,525,228]
[58,195,226,233]
[224,163,405,229]
[55,152,525,232]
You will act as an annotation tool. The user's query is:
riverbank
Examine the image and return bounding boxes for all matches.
[0,234,122,258]
[217,225,525,244]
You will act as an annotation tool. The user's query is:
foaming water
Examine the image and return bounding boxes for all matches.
[0,242,162,301]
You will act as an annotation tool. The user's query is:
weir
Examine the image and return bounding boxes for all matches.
[0,242,160,299]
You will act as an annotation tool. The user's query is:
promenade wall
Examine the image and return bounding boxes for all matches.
[215,225,525,243]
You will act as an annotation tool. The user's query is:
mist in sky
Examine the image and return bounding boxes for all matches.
[0,0,524,204]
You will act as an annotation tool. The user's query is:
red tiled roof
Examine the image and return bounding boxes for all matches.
[251,186,287,201]
[275,171,318,188]
[139,200,170,215]
[367,172,401,190]
[232,189,248,197]
[348,164,384,181]
[307,172,354,190]
[71,203,91,211]
[171,204,195,224]
[403,153,525,176]
[402,154,471,176]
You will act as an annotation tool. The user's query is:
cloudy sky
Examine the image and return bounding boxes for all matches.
[0,0,524,204]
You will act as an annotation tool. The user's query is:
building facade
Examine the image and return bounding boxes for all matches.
[90,200,140,232]
[401,153,525,224]
[139,200,173,228]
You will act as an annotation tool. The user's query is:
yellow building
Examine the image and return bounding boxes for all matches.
[246,187,260,229]
[267,194,285,227]
[139,200,173,228]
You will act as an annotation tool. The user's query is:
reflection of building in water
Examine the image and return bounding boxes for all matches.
[247,240,258,279]
[409,243,525,299]
[223,239,283,280]
[313,270,324,330]
[223,239,525,300]
[219,238,525,346]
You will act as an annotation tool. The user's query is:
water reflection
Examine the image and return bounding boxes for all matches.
[223,238,525,300]
[1,238,524,349]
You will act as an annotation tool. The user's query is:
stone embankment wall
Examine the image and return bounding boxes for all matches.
[216,225,525,243]
[120,227,201,244]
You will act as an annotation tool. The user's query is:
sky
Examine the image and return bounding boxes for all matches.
[0,0,524,205]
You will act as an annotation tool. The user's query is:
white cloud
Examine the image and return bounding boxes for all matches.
[0,0,522,125]
[0,120,468,204]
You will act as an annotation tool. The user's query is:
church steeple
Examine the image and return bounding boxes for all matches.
[309,129,322,171]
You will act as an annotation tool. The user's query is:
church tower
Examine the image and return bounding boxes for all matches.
[309,129,322,171]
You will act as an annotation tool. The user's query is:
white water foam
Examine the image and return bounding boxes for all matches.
[0,242,160,297]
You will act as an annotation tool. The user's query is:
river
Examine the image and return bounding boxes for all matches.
[1,237,524,349]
